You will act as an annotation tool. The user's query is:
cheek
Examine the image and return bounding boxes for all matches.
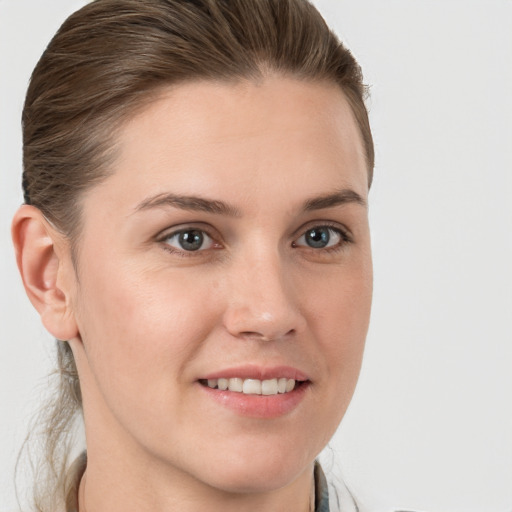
[74,259,220,404]
[308,248,372,330]
[303,253,372,392]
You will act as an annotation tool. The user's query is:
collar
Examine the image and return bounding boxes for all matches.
[314,461,331,512]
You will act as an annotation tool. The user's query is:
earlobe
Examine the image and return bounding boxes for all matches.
[12,205,79,341]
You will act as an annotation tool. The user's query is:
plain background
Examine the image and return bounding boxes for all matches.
[1,1,511,511]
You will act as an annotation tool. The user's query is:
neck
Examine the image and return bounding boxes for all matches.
[78,456,315,512]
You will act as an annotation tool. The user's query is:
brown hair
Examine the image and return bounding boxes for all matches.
[19,0,373,510]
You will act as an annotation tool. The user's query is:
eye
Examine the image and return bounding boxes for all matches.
[162,228,215,252]
[293,226,345,249]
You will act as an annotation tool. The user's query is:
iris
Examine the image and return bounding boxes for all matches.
[304,227,331,248]
[179,230,204,251]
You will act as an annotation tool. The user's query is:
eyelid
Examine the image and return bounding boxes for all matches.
[156,222,219,241]
[291,221,353,253]
[156,223,223,254]
[292,220,352,242]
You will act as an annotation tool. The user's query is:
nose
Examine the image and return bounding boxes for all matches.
[222,252,305,342]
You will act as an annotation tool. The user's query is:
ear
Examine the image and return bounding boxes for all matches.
[12,205,79,341]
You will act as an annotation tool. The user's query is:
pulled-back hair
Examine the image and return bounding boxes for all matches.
[19,0,373,510]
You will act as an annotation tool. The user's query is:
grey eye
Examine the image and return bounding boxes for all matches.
[295,227,342,249]
[165,229,214,252]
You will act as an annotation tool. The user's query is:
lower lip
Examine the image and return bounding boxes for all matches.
[198,382,310,418]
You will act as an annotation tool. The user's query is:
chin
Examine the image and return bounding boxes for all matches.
[204,460,311,495]
[188,437,317,494]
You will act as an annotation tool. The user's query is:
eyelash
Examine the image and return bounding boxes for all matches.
[157,222,352,257]
[292,222,352,253]
[157,226,220,257]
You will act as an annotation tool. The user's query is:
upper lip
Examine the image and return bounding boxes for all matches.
[201,365,310,381]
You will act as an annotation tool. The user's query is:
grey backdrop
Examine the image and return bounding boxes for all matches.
[1,1,511,511]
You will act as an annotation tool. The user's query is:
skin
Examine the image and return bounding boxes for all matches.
[13,76,372,512]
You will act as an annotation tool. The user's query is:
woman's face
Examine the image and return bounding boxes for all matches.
[68,76,372,493]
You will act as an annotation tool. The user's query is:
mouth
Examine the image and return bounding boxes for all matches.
[197,367,311,418]
[198,377,308,396]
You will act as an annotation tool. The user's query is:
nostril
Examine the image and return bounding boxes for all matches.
[239,331,270,341]
[238,329,295,341]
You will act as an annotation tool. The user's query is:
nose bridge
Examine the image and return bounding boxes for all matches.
[223,244,303,340]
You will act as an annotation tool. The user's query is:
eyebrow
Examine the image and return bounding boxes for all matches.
[134,193,242,217]
[133,188,366,216]
[302,189,367,211]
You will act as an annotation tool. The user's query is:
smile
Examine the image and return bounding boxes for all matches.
[198,368,310,417]
[200,377,298,395]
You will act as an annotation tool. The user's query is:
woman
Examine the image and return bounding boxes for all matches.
[11,0,374,511]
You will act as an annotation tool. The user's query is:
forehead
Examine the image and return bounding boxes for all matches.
[86,76,368,215]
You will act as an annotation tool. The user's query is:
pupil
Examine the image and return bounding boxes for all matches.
[306,228,329,248]
[179,230,203,251]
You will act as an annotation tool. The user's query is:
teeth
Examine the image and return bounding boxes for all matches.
[243,379,261,394]
[261,378,278,395]
[205,378,297,395]
[285,378,295,392]
[228,377,243,392]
